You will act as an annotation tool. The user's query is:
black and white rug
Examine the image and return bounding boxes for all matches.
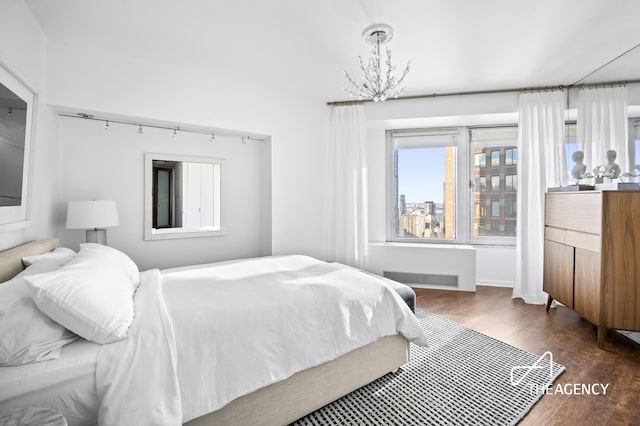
[292,308,565,426]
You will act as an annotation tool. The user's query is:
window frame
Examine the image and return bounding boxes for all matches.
[385,128,469,244]
[468,125,518,246]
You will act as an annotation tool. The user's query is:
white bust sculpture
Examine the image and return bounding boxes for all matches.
[604,150,621,179]
[571,150,587,180]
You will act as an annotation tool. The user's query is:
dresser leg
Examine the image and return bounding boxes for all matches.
[597,326,607,348]
[545,295,553,312]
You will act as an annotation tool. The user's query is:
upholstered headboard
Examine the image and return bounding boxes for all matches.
[0,238,59,283]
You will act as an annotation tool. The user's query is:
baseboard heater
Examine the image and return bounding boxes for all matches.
[383,271,459,288]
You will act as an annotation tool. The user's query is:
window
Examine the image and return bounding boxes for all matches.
[476,176,486,192]
[470,127,518,242]
[491,176,500,192]
[390,129,460,241]
[491,150,500,167]
[388,126,517,245]
[491,201,500,217]
[474,153,486,168]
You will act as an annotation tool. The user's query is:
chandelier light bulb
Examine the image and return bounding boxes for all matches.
[104,120,110,130]
[137,125,143,134]
[344,23,410,102]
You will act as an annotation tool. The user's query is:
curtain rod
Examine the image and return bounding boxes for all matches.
[326,78,640,106]
[58,113,267,142]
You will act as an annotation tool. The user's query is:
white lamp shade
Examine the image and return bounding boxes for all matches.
[66,200,120,229]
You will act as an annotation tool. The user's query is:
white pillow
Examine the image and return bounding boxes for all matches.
[80,243,140,287]
[0,259,77,366]
[22,247,77,267]
[25,245,140,344]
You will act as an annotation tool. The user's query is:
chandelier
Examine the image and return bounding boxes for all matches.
[344,23,410,102]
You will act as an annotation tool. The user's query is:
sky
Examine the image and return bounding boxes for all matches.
[397,146,446,204]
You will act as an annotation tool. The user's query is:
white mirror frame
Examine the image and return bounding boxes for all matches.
[0,62,35,230]
[144,152,226,240]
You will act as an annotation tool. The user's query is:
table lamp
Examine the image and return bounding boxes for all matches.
[66,200,119,245]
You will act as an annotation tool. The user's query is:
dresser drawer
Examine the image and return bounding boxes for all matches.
[544,227,565,244]
[545,192,602,235]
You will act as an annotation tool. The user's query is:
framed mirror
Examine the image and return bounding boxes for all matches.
[0,62,35,229]
[144,152,226,240]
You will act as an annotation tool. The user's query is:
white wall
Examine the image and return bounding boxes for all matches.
[57,116,267,270]
[45,42,329,268]
[476,246,516,287]
[0,0,60,251]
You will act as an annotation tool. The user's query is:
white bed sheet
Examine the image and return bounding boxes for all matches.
[0,338,99,425]
[96,255,428,425]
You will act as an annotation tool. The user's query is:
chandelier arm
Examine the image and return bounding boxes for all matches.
[346,56,374,98]
[398,62,410,84]
[345,82,366,99]
[361,53,377,94]
[382,48,395,93]
[387,64,410,98]
[344,72,363,96]
[344,70,361,89]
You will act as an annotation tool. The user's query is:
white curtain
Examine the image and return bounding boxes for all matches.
[578,86,629,173]
[513,91,566,304]
[327,104,368,269]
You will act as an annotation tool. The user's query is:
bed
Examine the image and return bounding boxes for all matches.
[0,239,427,425]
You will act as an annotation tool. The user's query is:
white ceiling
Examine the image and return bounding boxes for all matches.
[24,0,640,102]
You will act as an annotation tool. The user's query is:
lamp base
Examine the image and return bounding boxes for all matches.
[86,229,107,245]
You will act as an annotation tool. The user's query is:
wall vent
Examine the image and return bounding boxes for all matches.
[383,271,458,287]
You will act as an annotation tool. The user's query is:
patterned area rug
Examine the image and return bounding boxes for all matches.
[292,308,564,426]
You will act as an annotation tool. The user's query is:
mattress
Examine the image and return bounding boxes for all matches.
[0,338,99,426]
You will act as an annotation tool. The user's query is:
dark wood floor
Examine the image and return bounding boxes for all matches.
[414,286,640,426]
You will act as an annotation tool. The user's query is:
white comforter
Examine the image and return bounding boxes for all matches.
[96,255,428,425]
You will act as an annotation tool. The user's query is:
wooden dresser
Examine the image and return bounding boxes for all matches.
[543,190,640,347]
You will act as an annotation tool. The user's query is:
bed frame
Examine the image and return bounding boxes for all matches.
[0,238,58,282]
[0,239,410,426]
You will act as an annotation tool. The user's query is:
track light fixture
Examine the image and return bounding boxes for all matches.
[63,112,266,143]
